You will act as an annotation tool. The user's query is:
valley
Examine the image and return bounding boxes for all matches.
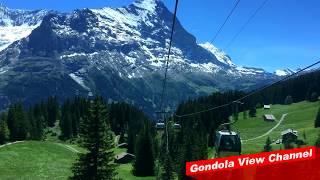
[0,101,318,179]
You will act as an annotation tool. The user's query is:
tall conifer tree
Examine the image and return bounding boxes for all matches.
[70,97,117,180]
[133,125,155,176]
[0,114,9,144]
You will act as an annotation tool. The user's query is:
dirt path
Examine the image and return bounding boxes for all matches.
[242,113,288,143]
[0,141,24,149]
[56,143,80,153]
[0,141,80,154]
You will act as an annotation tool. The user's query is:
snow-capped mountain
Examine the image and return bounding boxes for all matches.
[275,68,295,76]
[0,5,49,51]
[0,0,279,116]
[199,42,235,67]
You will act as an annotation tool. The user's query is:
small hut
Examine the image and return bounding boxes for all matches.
[264,105,271,109]
[114,153,135,164]
[263,114,276,122]
[281,129,298,143]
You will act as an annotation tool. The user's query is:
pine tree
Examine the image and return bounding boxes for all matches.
[0,114,9,144]
[263,137,272,152]
[40,101,49,126]
[7,104,29,141]
[7,105,18,140]
[30,104,46,140]
[47,96,59,127]
[178,135,194,180]
[133,126,155,177]
[243,110,248,119]
[284,95,293,105]
[310,92,319,102]
[127,124,135,154]
[60,102,73,140]
[315,107,320,128]
[16,105,29,140]
[70,97,117,180]
[249,106,257,117]
[161,154,173,180]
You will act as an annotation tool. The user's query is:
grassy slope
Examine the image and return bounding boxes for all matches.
[232,101,320,154]
[0,141,76,180]
[0,141,154,180]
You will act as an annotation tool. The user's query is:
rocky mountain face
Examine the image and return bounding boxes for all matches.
[0,0,279,116]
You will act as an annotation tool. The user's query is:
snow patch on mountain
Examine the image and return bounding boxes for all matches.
[275,69,294,76]
[0,67,8,74]
[0,24,40,51]
[69,73,91,91]
[0,5,48,51]
[133,0,157,12]
[90,0,157,43]
[190,62,220,73]
[236,66,265,75]
[199,42,235,67]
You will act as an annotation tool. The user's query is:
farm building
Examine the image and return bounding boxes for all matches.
[114,152,135,164]
[264,105,271,109]
[263,114,276,122]
[117,143,128,149]
[281,129,298,142]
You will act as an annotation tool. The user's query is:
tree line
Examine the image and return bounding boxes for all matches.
[0,96,59,144]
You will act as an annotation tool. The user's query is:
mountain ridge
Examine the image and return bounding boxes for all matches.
[0,0,279,116]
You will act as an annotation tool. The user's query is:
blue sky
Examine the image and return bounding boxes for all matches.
[1,0,319,72]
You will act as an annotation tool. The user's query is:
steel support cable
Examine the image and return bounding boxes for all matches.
[225,0,270,49]
[210,0,241,43]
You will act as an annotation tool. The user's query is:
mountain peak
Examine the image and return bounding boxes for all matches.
[132,0,159,12]
[199,42,235,67]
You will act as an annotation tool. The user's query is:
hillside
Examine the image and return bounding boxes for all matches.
[0,141,76,179]
[0,141,154,180]
[0,102,318,179]
[232,101,320,154]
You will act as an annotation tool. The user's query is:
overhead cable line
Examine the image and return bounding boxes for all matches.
[159,0,179,112]
[225,0,270,49]
[174,59,320,118]
[157,0,179,159]
[210,0,241,43]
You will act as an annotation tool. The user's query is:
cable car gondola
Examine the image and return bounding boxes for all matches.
[156,122,165,130]
[215,130,241,157]
[173,123,181,130]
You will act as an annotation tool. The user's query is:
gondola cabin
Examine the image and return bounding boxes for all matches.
[156,122,165,130]
[215,130,241,157]
[173,123,181,129]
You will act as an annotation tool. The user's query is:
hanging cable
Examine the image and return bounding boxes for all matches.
[224,0,270,49]
[174,59,320,118]
[159,0,179,112]
[157,0,179,158]
[209,0,241,44]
